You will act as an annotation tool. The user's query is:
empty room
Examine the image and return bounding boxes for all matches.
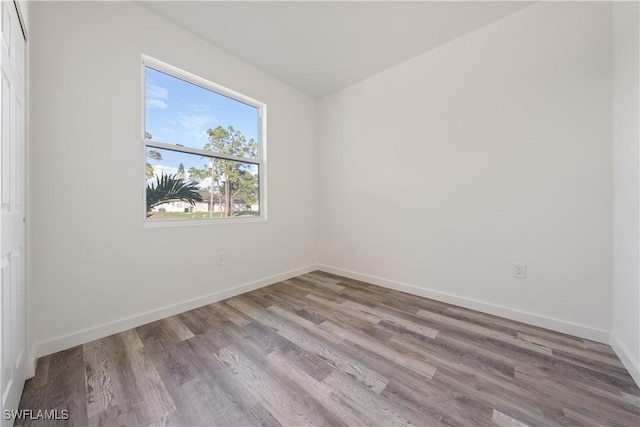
[1,0,639,425]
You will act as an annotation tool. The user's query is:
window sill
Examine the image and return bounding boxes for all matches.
[143,216,266,228]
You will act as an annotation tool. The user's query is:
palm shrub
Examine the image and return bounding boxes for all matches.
[146,173,203,217]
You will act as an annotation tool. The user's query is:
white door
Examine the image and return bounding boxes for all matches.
[0,0,25,424]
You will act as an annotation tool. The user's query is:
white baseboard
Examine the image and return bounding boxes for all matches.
[31,265,317,361]
[30,264,620,379]
[25,344,37,379]
[610,332,640,387]
[317,264,610,344]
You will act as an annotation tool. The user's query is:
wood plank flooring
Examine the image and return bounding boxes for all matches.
[18,271,640,426]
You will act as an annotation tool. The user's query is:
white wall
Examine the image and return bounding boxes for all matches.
[28,1,639,387]
[612,1,640,386]
[318,2,613,342]
[28,1,318,356]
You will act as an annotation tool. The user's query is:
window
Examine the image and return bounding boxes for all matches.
[143,56,266,223]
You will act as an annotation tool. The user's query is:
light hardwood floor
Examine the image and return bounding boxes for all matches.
[18,272,640,426]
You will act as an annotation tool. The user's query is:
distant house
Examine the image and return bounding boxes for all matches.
[153,190,251,215]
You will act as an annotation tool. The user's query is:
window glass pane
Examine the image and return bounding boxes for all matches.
[209,157,260,218]
[145,67,259,159]
[146,147,259,220]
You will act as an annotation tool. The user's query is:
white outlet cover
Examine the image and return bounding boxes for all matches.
[513,263,527,279]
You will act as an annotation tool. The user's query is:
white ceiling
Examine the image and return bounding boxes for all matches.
[138,1,533,99]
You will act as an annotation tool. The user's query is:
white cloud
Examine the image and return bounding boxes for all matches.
[152,165,178,176]
[179,111,216,131]
[146,83,169,110]
[147,165,179,185]
[156,127,176,134]
[147,98,168,110]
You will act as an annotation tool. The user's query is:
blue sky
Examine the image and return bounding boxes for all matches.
[145,67,258,174]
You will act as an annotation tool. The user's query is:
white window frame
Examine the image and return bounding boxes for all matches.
[141,55,267,226]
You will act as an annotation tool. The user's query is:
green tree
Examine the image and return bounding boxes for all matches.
[146,174,203,217]
[177,163,185,178]
[206,126,258,216]
[190,126,258,216]
[188,164,216,217]
[145,131,162,178]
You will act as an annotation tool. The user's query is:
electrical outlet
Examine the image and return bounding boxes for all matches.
[218,253,226,266]
[514,263,526,279]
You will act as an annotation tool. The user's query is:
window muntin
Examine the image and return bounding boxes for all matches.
[143,57,265,222]
[145,147,259,220]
